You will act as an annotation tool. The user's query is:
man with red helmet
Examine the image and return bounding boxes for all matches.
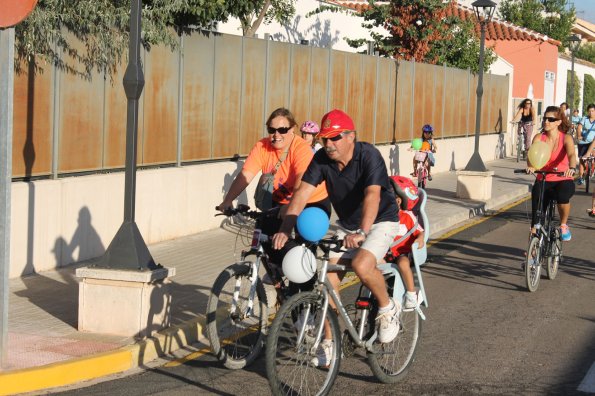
[273,109,400,367]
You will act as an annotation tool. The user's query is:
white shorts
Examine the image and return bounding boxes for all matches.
[330,221,399,262]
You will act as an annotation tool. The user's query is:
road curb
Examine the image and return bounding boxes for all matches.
[0,317,206,395]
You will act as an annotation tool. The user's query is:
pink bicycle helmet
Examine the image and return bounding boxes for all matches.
[300,120,320,134]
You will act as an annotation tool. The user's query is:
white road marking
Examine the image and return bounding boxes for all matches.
[578,361,595,393]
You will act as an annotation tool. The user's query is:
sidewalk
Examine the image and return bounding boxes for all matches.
[0,157,534,395]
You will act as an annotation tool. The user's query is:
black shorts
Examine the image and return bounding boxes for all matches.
[578,144,592,158]
[531,179,575,226]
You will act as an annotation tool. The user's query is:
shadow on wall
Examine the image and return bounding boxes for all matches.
[494,133,507,159]
[389,144,400,176]
[222,160,248,206]
[449,151,456,171]
[271,16,341,49]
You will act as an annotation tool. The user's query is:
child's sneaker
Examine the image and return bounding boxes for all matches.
[403,291,424,311]
[560,224,572,241]
[577,177,584,185]
[310,339,333,368]
[376,299,401,343]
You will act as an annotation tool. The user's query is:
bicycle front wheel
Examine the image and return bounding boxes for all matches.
[206,263,268,369]
[367,308,422,383]
[525,237,542,292]
[266,291,341,396]
[547,229,562,280]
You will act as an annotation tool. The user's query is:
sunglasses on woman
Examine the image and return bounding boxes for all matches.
[543,117,560,123]
[267,126,292,134]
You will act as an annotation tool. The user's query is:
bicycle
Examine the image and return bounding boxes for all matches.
[514,169,564,292]
[206,205,293,369]
[265,189,430,395]
[412,150,430,189]
[582,154,594,193]
[511,121,533,162]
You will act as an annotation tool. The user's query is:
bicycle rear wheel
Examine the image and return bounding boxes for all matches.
[206,263,268,369]
[367,308,422,383]
[547,229,562,280]
[525,237,542,292]
[266,291,341,396]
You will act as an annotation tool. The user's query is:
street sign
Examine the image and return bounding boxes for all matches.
[0,0,38,28]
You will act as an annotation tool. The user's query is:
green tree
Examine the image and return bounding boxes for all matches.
[15,0,229,78]
[231,0,296,37]
[498,0,575,51]
[583,75,595,113]
[566,70,581,110]
[576,42,595,64]
[344,0,495,73]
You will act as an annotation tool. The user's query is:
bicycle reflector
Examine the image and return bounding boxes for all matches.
[282,245,316,283]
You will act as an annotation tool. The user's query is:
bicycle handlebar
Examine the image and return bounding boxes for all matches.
[513,169,564,176]
[215,205,280,220]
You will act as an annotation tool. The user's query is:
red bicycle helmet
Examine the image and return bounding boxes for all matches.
[389,175,419,211]
[319,109,355,138]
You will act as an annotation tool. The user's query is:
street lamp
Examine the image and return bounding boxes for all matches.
[567,34,581,125]
[464,0,496,172]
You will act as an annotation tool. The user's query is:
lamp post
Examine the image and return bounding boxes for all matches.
[567,34,581,127]
[464,0,496,172]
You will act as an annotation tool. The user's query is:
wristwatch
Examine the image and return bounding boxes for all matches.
[355,229,368,238]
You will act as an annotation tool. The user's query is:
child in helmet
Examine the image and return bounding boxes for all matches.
[387,176,425,310]
[300,120,322,152]
[412,124,437,180]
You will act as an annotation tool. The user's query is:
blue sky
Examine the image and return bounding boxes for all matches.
[571,0,594,23]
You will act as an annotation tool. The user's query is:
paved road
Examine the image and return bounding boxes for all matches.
[56,192,595,395]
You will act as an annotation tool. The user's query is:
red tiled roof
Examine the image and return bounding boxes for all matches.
[327,0,561,46]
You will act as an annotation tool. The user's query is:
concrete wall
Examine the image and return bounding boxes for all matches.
[216,0,385,53]
[555,56,595,114]
[9,133,507,279]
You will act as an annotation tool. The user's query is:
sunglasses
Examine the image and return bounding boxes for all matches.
[543,117,560,123]
[322,132,347,143]
[267,126,292,134]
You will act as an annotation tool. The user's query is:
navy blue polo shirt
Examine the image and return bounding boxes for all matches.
[302,142,398,230]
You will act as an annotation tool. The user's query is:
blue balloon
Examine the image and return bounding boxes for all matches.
[297,207,330,242]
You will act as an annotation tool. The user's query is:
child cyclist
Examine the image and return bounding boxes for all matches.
[387,176,425,310]
[300,120,323,153]
[412,124,438,180]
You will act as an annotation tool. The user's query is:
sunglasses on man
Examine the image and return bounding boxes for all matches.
[322,132,349,143]
[267,126,292,134]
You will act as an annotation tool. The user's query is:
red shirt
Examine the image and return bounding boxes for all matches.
[389,210,424,256]
[537,131,572,182]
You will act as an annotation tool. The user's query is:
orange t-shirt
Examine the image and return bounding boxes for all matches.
[243,136,328,205]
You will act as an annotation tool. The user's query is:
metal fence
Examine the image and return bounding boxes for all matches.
[10,30,509,179]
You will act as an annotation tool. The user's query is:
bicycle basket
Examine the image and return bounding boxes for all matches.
[414,151,427,162]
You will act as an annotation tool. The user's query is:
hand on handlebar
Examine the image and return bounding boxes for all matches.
[563,168,576,178]
[343,233,365,249]
[525,166,536,175]
[272,231,290,250]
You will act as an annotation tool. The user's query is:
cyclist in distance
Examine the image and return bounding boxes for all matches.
[414,124,437,181]
[272,109,400,366]
[217,108,331,269]
[512,98,536,154]
[526,105,577,241]
[576,103,595,185]
[300,120,323,153]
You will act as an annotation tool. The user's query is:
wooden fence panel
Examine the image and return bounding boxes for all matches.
[361,56,379,142]
[395,61,414,142]
[12,63,53,177]
[266,41,291,119]
[239,37,267,153]
[308,47,330,125]
[104,60,128,169]
[289,44,312,127]
[329,51,348,112]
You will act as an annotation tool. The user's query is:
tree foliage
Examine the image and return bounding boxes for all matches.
[345,0,495,73]
[498,0,575,51]
[583,74,595,114]
[14,0,295,79]
[576,42,595,64]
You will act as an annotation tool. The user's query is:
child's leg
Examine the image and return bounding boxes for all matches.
[396,255,415,292]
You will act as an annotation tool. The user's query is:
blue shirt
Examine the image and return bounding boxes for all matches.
[302,142,398,230]
[579,117,595,145]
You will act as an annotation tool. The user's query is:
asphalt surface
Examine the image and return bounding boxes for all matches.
[51,191,595,396]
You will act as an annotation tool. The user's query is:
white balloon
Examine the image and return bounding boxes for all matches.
[282,245,317,283]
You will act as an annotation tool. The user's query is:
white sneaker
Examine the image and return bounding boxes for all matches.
[294,311,316,343]
[310,340,333,368]
[376,299,401,343]
[403,291,424,312]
